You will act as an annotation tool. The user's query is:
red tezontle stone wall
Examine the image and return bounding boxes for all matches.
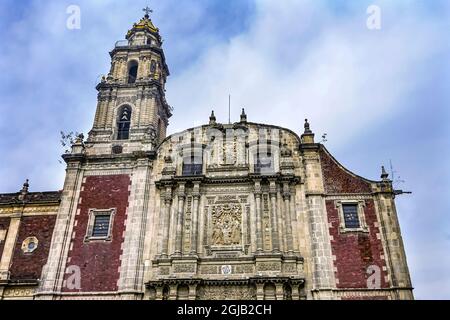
[320,148,388,289]
[62,174,130,293]
[326,200,388,288]
[320,148,372,194]
[9,215,57,280]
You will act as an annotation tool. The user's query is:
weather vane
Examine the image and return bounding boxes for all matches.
[143,6,153,17]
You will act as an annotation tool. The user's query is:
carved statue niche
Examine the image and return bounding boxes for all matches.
[211,204,242,246]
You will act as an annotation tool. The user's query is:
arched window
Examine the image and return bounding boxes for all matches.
[128,61,138,84]
[117,106,132,140]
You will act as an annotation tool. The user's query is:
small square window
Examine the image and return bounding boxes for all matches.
[86,209,115,241]
[92,215,111,238]
[342,204,360,229]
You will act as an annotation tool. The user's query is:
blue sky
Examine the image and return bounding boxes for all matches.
[0,0,449,299]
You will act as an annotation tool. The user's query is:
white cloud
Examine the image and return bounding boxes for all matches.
[167,0,446,147]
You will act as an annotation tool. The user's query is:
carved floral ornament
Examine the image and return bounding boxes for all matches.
[211,204,242,246]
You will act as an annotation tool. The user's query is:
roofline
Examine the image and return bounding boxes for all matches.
[157,121,303,152]
[318,144,382,185]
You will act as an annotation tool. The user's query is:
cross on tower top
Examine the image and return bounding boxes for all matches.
[143,6,153,18]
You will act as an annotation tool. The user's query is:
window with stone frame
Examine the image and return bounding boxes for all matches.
[127,60,138,84]
[336,201,369,233]
[117,106,132,140]
[85,209,115,241]
[255,151,275,175]
[182,154,203,176]
[342,204,360,229]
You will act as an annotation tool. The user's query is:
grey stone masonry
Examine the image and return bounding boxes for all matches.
[118,157,152,297]
[302,145,336,299]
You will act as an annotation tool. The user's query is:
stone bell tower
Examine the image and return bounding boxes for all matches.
[88,9,172,154]
[36,10,172,300]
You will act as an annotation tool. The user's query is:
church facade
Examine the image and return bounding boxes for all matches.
[0,13,413,300]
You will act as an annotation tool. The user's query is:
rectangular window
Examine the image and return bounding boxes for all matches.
[255,152,274,175]
[117,122,130,140]
[342,204,360,229]
[85,209,115,242]
[92,214,111,238]
[182,156,203,176]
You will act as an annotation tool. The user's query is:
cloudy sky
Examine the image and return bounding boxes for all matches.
[0,0,448,299]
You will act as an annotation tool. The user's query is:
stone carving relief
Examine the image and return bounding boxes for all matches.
[116,96,137,106]
[257,262,282,272]
[211,204,242,246]
[283,263,297,274]
[234,265,254,274]
[159,266,170,276]
[3,287,35,298]
[173,264,196,274]
[200,265,219,274]
[197,285,256,300]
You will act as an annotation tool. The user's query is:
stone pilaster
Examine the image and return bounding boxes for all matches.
[269,180,280,253]
[174,183,186,256]
[118,157,152,297]
[169,284,178,300]
[190,183,201,255]
[188,283,198,300]
[302,145,336,299]
[254,180,263,253]
[275,283,284,300]
[375,191,414,299]
[160,186,173,258]
[0,214,21,280]
[36,159,84,298]
[282,182,294,254]
[256,283,264,300]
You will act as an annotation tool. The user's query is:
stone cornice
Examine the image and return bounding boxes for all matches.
[63,151,157,165]
[146,277,305,287]
[155,174,301,189]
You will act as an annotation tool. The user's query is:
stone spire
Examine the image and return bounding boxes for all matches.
[381,166,389,181]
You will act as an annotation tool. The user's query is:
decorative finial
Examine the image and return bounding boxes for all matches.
[304,119,312,134]
[21,179,29,193]
[381,166,389,180]
[240,108,247,123]
[209,110,217,125]
[301,118,315,144]
[18,179,29,201]
[143,6,153,18]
